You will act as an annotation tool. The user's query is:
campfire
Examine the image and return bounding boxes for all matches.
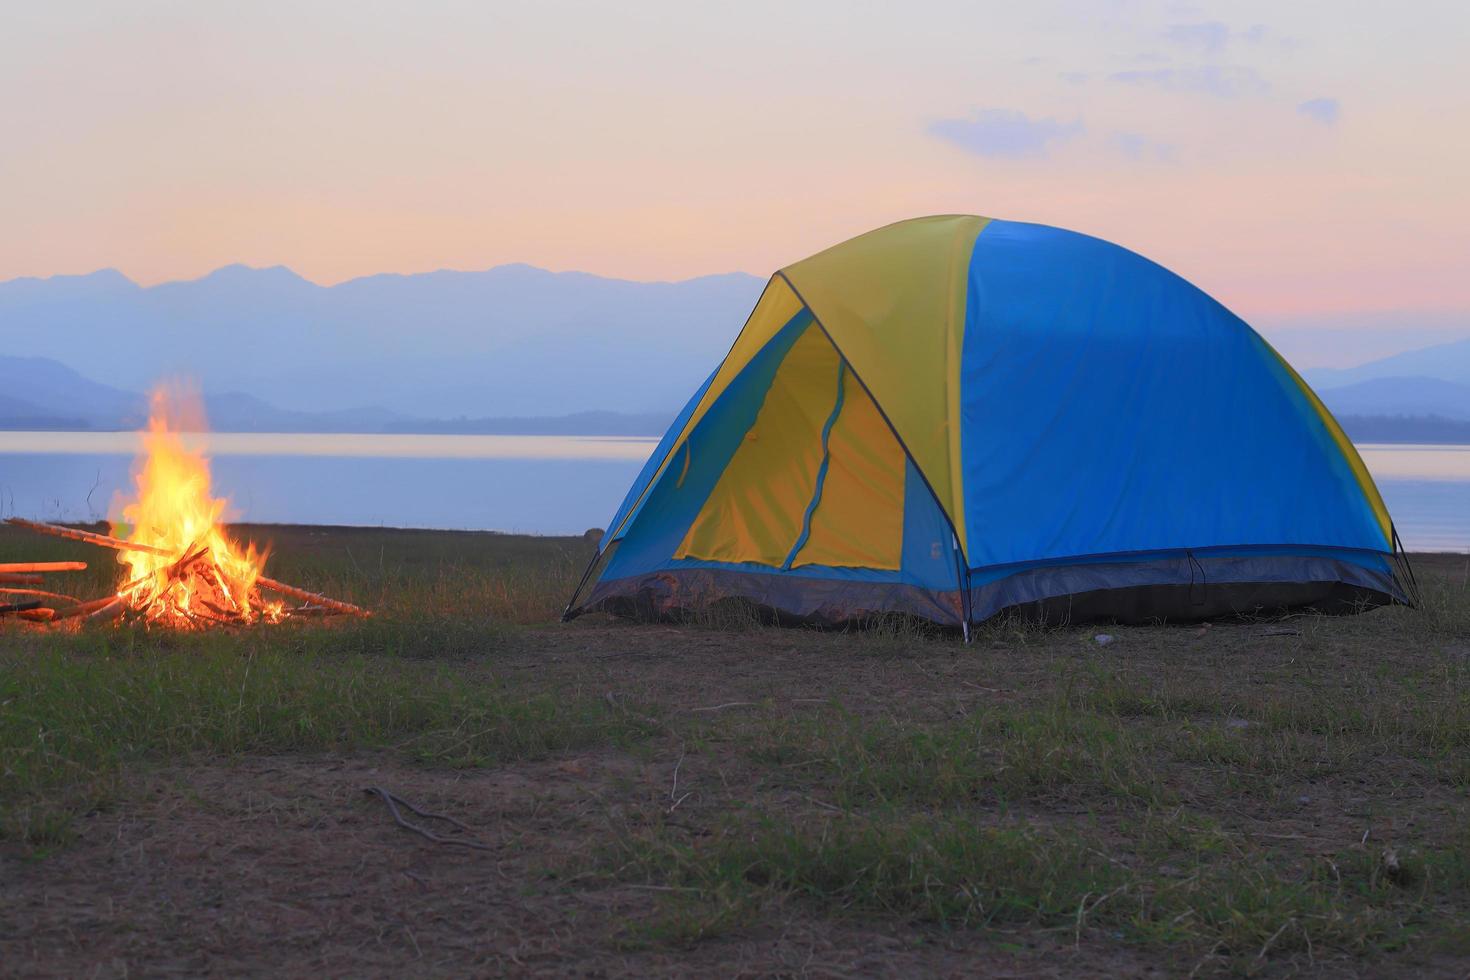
[1,388,369,627]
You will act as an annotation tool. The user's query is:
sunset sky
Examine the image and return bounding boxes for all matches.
[3,0,1467,327]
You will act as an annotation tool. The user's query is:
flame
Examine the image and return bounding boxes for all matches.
[110,387,285,626]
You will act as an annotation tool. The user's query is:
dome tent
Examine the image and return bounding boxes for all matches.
[563,215,1414,632]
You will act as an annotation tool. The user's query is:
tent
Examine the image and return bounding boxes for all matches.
[563,215,1414,632]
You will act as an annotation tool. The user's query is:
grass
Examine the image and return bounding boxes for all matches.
[3,523,1469,974]
[0,642,661,845]
[742,702,1170,808]
[602,813,1441,960]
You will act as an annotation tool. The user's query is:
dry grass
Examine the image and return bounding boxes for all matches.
[2,524,1468,976]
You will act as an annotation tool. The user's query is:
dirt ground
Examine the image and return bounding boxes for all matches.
[3,541,1468,978]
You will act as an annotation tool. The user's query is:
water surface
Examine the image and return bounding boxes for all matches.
[0,433,1465,550]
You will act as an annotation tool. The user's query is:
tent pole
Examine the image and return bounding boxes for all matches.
[953,532,972,644]
[561,546,603,622]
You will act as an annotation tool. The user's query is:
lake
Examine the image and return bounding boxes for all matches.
[0,433,1467,552]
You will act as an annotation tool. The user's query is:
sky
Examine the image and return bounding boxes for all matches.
[2,0,1468,331]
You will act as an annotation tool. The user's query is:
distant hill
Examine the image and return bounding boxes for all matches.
[0,391,90,430]
[1337,415,1470,444]
[1306,336,1470,389]
[1256,311,1470,371]
[1316,376,1470,422]
[380,411,670,436]
[0,263,764,419]
[0,355,668,435]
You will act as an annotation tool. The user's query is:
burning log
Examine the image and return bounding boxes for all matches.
[0,600,43,615]
[6,390,374,628]
[0,561,87,573]
[5,516,370,624]
[51,595,125,621]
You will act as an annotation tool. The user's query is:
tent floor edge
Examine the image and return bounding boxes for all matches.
[968,553,1402,626]
[581,568,964,631]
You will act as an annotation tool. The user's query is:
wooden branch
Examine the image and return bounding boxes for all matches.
[288,605,339,617]
[256,575,371,617]
[15,608,55,623]
[51,595,123,621]
[363,786,491,850]
[3,518,171,555]
[0,561,87,573]
[87,597,126,622]
[0,574,44,585]
[0,587,83,606]
[0,600,43,615]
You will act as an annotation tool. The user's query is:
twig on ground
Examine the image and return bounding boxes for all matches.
[960,681,1017,694]
[1255,918,1296,962]
[689,701,756,713]
[668,745,691,813]
[363,786,492,851]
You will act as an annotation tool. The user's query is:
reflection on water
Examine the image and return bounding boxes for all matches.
[0,433,1466,550]
[1356,444,1470,482]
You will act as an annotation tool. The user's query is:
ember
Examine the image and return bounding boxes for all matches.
[2,387,370,627]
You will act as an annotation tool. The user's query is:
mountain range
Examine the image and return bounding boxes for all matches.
[1,263,1468,440]
[0,264,763,419]
[0,355,671,435]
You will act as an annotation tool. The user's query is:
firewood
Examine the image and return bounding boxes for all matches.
[256,575,371,617]
[5,518,374,621]
[16,608,55,622]
[0,587,83,606]
[289,605,338,617]
[0,600,43,615]
[0,561,87,573]
[87,597,125,622]
[0,574,44,585]
[51,595,124,621]
[3,518,170,555]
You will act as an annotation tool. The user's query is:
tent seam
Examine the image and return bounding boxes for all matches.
[782,362,846,570]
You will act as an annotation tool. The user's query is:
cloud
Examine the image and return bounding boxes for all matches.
[1109,65,1269,98]
[1297,97,1340,124]
[1109,131,1175,161]
[929,109,1084,159]
[1164,21,1230,52]
[1163,21,1269,52]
